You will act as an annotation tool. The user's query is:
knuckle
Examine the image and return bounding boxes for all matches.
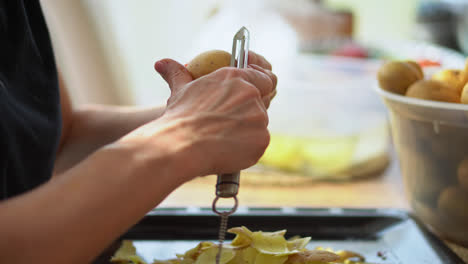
[252,53,271,69]
[230,76,245,86]
[230,80,260,98]
[221,67,242,78]
[244,84,261,98]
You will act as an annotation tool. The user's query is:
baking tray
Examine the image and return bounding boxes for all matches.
[94,207,464,264]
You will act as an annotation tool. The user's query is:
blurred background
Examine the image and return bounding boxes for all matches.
[42,0,468,187]
[43,0,468,106]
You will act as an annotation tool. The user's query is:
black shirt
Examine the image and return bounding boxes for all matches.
[0,0,62,199]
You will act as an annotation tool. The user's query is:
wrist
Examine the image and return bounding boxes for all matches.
[113,117,201,186]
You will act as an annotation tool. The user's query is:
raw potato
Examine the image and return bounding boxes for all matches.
[399,148,454,206]
[406,60,424,79]
[186,50,277,103]
[431,69,464,92]
[410,199,468,243]
[458,157,468,192]
[460,58,468,89]
[186,50,231,79]
[377,61,423,95]
[461,83,468,104]
[437,186,468,224]
[406,79,460,103]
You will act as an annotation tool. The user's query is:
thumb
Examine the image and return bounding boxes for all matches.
[154,58,193,92]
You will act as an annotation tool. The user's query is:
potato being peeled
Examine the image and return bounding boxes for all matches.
[186,50,231,79]
[377,61,423,95]
[406,79,460,103]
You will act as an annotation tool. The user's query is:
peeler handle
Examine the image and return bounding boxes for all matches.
[215,172,240,198]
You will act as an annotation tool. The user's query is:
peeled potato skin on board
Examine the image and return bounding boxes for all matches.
[186,50,231,79]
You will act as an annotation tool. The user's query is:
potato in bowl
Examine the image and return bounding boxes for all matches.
[376,57,468,247]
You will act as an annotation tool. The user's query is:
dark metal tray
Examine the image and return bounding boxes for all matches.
[95,207,464,264]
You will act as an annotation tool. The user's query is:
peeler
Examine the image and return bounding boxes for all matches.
[212,26,250,264]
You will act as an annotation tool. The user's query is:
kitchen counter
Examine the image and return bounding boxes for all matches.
[160,162,407,209]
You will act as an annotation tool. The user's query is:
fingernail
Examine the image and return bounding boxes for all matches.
[154,60,166,74]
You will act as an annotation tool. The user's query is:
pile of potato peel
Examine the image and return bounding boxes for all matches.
[111,226,368,264]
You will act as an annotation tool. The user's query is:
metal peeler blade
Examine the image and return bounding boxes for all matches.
[230,26,250,69]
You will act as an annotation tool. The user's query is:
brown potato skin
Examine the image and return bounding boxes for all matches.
[406,79,460,103]
[460,58,468,89]
[406,60,424,79]
[186,50,231,79]
[377,61,423,95]
[437,186,468,224]
[431,69,464,92]
[461,83,468,104]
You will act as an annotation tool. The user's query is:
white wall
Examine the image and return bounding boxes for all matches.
[43,0,421,106]
[43,0,223,106]
[42,0,127,105]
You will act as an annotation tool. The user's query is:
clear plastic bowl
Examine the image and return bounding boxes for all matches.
[376,86,468,247]
[256,55,390,182]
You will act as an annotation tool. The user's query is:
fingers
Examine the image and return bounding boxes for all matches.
[248,64,277,108]
[154,59,193,93]
[236,68,274,99]
[214,66,276,108]
[248,51,272,70]
[261,89,277,109]
[249,64,277,90]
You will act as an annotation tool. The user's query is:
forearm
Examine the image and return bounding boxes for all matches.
[54,104,165,174]
[0,134,186,264]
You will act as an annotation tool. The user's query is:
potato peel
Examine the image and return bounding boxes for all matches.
[285,250,340,264]
[250,230,289,255]
[112,227,369,264]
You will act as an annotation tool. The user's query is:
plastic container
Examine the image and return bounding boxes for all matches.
[254,55,390,183]
[376,86,468,247]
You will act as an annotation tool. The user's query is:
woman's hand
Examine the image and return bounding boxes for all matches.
[120,54,277,183]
